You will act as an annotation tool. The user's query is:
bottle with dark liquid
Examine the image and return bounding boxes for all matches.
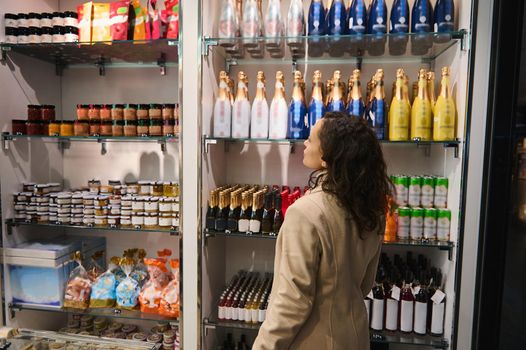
[371,280,385,331]
[389,0,410,55]
[430,270,445,336]
[249,191,264,234]
[226,189,242,233]
[413,271,429,335]
[273,192,284,235]
[215,190,230,232]
[399,272,415,333]
[261,192,275,235]
[238,190,253,233]
[206,189,219,230]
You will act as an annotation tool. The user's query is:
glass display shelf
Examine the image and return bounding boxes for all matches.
[5,219,179,236]
[8,303,179,324]
[2,133,179,143]
[203,314,448,348]
[203,30,467,64]
[0,39,179,68]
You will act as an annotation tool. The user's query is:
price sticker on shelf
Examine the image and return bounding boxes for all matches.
[431,289,446,304]
[391,285,401,301]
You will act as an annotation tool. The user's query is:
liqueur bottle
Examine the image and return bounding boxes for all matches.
[206,190,220,230]
[411,69,433,141]
[250,71,270,139]
[288,71,308,139]
[269,71,289,139]
[346,69,365,118]
[433,66,456,141]
[430,271,446,336]
[261,192,275,235]
[413,273,429,335]
[213,71,232,138]
[238,191,253,233]
[309,70,326,129]
[399,275,415,333]
[232,71,251,138]
[226,189,242,232]
[388,68,410,141]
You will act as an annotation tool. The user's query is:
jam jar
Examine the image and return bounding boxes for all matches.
[149,104,162,120]
[28,105,41,120]
[137,119,149,137]
[28,27,41,43]
[48,121,61,136]
[112,120,124,136]
[137,104,149,119]
[111,104,124,120]
[26,120,43,135]
[4,13,18,27]
[12,120,27,135]
[41,105,56,121]
[17,27,29,44]
[100,121,113,136]
[162,104,175,120]
[100,104,111,121]
[52,12,65,27]
[60,121,74,136]
[40,13,53,28]
[64,11,78,27]
[17,13,28,27]
[40,27,53,43]
[88,104,101,120]
[149,119,163,137]
[90,120,101,136]
[5,27,18,44]
[77,104,89,120]
[64,26,79,42]
[74,121,89,136]
[163,119,175,136]
[52,26,65,43]
[123,120,137,137]
[124,104,137,120]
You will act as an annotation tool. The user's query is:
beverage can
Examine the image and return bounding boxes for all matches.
[434,177,449,208]
[437,209,451,241]
[421,176,435,208]
[408,176,422,207]
[393,175,409,206]
[410,207,424,240]
[423,208,438,240]
[397,207,411,240]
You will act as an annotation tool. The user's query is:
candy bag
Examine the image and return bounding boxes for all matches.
[110,0,132,40]
[148,0,162,40]
[130,248,148,287]
[159,259,180,318]
[164,0,179,39]
[87,251,105,281]
[77,2,93,43]
[64,251,92,309]
[131,0,147,41]
[116,257,140,310]
[139,258,170,313]
[92,3,112,42]
[90,257,119,308]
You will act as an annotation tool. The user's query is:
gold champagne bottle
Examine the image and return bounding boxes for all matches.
[427,71,436,113]
[433,66,456,141]
[411,69,432,141]
[389,68,411,141]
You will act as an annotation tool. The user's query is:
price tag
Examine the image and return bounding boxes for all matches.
[431,289,446,304]
[367,290,373,299]
[391,285,401,301]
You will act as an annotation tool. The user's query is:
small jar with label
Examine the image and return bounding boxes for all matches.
[83,216,95,226]
[137,104,149,119]
[112,104,124,120]
[88,180,101,194]
[27,13,41,27]
[71,194,83,205]
[60,121,74,136]
[159,213,172,228]
[28,105,41,120]
[28,27,42,43]
[108,215,120,227]
[71,206,83,215]
[121,195,133,207]
[27,120,44,135]
[52,12,65,26]
[12,120,27,135]
[172,199,180,213]
[34,185,50,196]
[137,119,149,136]
[144,213,158,228]
[41,120,50,136]
[56,193,72,205]
[58,214,70,224]
[5,14,19,27]
[40,27,53,43]
[17,13,28,27]
[64,26,79,42]
[162,119,175,137]
[121,208,132,216]
[37,213,50,224]
[64,11,78,27]
[149,119,163,137]
[112,120,124,136]
[17,27,29,44]
[83,194,96,206]
[74,120,89,136]
[100,185,113,194]
[159,198,173,213]
[132,198,145,213]
[99,104,111,121]
[77,104,89,120]
[48,121,60,136]
[124,104,137,120]
[149,104,162,120]
[71,215,83,226]
[96,195,109,206]
[109,205,121,215]
[145,197,159,213]
[83,206,94,216]
[132,213,144,228]
[88,105,101,120]
[94,206,109,216]
[52,26,65,43]
[113,185,126,195]
[23,183,36,192]
[121,216,132,227]
[89,120,101,136]
[40,13,53,27]
[100,121,113,136]
[172,214,179,228]
[151,181,163,196]
[5,27,18,44]
[162,104,175,120]
[123,120,137,136]
[109,195,121,205]
[41,105,56,121]
[94,215,108,227]
[126,183,139,195]
[138,181,152,195]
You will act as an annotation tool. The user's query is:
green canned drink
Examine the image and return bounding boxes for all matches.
[393,175,409,207]
[437,209,451,241]
[434,177,449,208]
[421,176,435,208]
[397,207,411,240]
[410,207,424,241]
[408,176,422,207]
[424,208,438,240]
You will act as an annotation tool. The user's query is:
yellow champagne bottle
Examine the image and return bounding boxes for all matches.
[433,66,456,141]
[411,69,432,141]
[427,71,436,114]
[389,68,410,141]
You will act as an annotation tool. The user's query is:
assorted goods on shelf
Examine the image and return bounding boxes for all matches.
[206,184,308,235]
[385,174,451,242]
[217,0,456,57]
[212,66,456,142]
[12,179,180,230]
[219,333,251,350]
[217,271,272,324]
[11,103,179,137]
[365,252,446,336]
[3,0,179,44]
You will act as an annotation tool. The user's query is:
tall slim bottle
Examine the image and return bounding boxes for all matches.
[238,191,253,233]
[286,0,305,48]
[400,278,414,333]
[308,0,327,57]
[227,75,235,106]
[434,0,454,43]
[389,68,410,141]
[327,70,346,112]
[226,190,242,233]
[411,0,433,54]
[264,0,283,51]
[433,66,456,141]
[218,0,239,44]
[389,0,410,55]
[232,71,251,138]
[411,69,432,141]
[346,69,365,118]
[242,0,261,48]
[261,192,275,235]
[213,71,232,138]
[272,193,283,235]
[367,69,387,139]
[269,71,289,139]
[430,271,446,336]
[427,71,436,113]
[309,70,326,129]
[371,282,385,331]
[288,71,308,139]
[250,71,270,139]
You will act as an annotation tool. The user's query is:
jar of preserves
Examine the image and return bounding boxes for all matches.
[137,119,149,137]
[48,121,61,136]
[52,26,65,43]
[138,181,152,195]
[17,27,29,44]
[159,213,172,228]
[64,11,78,27]
[121,216,132,227]
[60,121,74,136]
[149,119,163,137]
[28,27,42,43]
[41,105,56,121]
[132,197,145,213]
[83,216,95,226]
[52,12,65,26]
[100,104,111,121]
[112,104,124,120]
[152,181,164,196]
[17,13,28,27]
[108,215,120,227]
[5,27,18,44]
[144,213,158,228]
[162,119,175,137]
[113,185,126,195]
[12,120,27,135]
[40,13,53,27]
[100,121,113,136]
[124,104,137,120]
[64,26,78,42]
[149,104,162,120]
[74,120,89,136]
[121,195,133,207]
[112,120,124,136]
[137,104,149,119]
[172,213,179,228]
[162,104,175,120]
[40,26,53,43]
[145,197,159,213]
[27,13,41,28]
[88,104,101,120]
[159,198,173,213]
[77,104,89,120]
[26,121,43,135]
[132,213,144,228]
[88,180,101,194]
[89,120,101,136]
[94,215,108,227]
[123,120,137,137]
[28,105,41,121]
[5,13,18,27]
[96,195,109,206]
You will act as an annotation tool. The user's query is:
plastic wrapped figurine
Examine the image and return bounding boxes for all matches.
[64,251,92,309]
[89,256,120,308]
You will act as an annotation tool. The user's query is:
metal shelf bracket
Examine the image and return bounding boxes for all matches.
[157,53,167,76]
[58,138,70,152]
[98,139,107,155]
[1,46,10,64]
[95,57,106,76]
[159,139,167,152]
[2,132,13,151]
[203,137,218,154]
[226,58,238,74]
[202,37,218,57]
[203,319,216,337]
[290,142,296,154]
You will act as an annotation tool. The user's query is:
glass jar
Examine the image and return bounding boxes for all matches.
[88,180,101,194]
[172,199,180,213]
[64,26,79,42]
[121,195,133,207]
[5,13,18,27]
[34,184,50,195]
[159,198,173,213]
[132,198,145,212]
[162,104,175,120]
[52,12,65,26]
[89,120,101,136]
[137,119,149,136]
[28,105,41,120]
[123,120,137,137]
[23,183,36,192]
[71,215,83,226]
[124,104,137,120]
[5,27,18,44]
[96,195,109,206]
[41,105,56,121]
[112,104,124,120]
[83,216,95,226]
[83,206,95,215]
[77,104,89,120]
[120,216,132,227]
[112,120,124,136]
[100,121,113,136]
[159,213,172,228]
[41,121,50,136]
[144,213,158,228]
[17,27,29,44]
[162,119,175,137]
[40,26,53,43]
[149,119,163,136]
[71,194,83,205]
[94,206,109,216]
[60,121,74,136]
[37,213,50,224]
[137,104,149,119]
[17,13,28,27]
[100,104,111,121]
[113,185,126,195]
[138,181,152,195]
[27,13,41,28]
[28,27,42,43]
[145,197,159,213]
[40,13,53,27]
[121,208,132,216]
[56,193,71,205]
[94,215,108,227]
[71,206,83,215]
[88,104,101,120]
[74,121,89,136]
[48,121,61,136]
[132,213,144,228]
[125,183,139,195]
[52,26,65,43]
[149,104,162,120]
[64,11,78,27]
[108,215,120,227]
[26,121,43,135]
[12,120,27,135]
[172,214,179,228]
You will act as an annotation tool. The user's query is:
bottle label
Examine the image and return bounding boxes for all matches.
[391,285,401,301]
[249,219,261,233]
[371,299,384,330]
[431,302,445,334]
[385,299,399,331]
[424,217,437,239]
[400,300,414,332]
[395,185,409,206]
[251,308,259,323]
[244,308,252,322]
[397,217,410,239]
[410,217,423,240]
[213,100,231,138]
[238,219,250,233]
[232,100,251,138]
[231,307,238,320]
[367,290,374,299]
[269,99,288,139]
[218,306,225,319]
[408,185,421,206]
[414,301,428,334]
[224,306,232,320]
[251,100,269,139]
[437,218,450,241]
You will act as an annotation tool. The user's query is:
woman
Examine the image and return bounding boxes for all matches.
[253,112,391,350]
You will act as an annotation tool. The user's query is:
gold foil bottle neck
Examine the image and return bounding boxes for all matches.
[441,66,451,76]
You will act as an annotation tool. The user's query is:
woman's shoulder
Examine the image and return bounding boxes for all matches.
[288,189,337,219]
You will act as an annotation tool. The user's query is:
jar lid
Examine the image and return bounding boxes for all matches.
[112,104,125,108]
[5,27,18,35]
[57,192,72,199]
[64,11,78,18]
[138,180,152,185]
[109,180,121,185]
[89,104,101,109]
[74,120,89,124]
[162,104,176,108]
[36,184,50,188]
[62,120,75,124]
[94,215,107,219]
[113,120,125,125]
[28,104,41,109]
[150,103,162,109]
[41,13,53,19]
[5,13,19,19]
[125,104,138,109]
[77,104,89,108]
[137,119,149,126]
[148,197,159,202]
[12,119,27,123]
[64,26,78,34]
[17,13,29,19]
[137,104,149,110]
[17,27,28,34]
[123,120,137,126]
[100,103,111,109]
[28,27,41,34]
[28,13,42,19]
[150,119,163,126]
[52,12,65,18]
[52,26,65,34]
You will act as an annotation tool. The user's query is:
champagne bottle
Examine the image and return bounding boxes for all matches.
[327,70,346,112]
[389,0,409,55]
[427,71,436,113]
[288,71,308,139]
[226,189,242,233]
[215,190,230,232]
[250,71,270,139]
[325,78,334,106]
[367,0,387,34]
[326,0,347,35]
[389,68,410,141]
[346,69,365,118]
[272,193,283,235]
[309,70,326,129]
[218,0,239,42]
[308,0,326,35]
[213,71,232,138]
[286,0,305,48]
[433,66,456,141]
[261,192,275,235]
[227,75,235,106]
[206,190,220,230]
[249,191,264,234]
[411,69,432,141]
[367,69,387,139]
[264,0,283,51]
[434,0,455,33]
[238,191,253,233]
[411,0,433,33]
[347,0,367,34]
[269,71,289,139]
[232,71,251,138]
[242,0,261,48]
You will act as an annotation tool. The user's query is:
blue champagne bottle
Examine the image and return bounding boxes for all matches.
[389,0,409,55]
[326,0,347,35]
[347,0,367,35]
[308,0,326,35]
[411,0,433,33]
[366,69,387,139]
[367,0,387,34]
[288,71,308,139]
[434,0,455,32]
[308,70,326,129]
[346,70,365,118]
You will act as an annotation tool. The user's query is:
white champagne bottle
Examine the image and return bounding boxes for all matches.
[213,71,232,138]
[269,71,288,139]
[231,71,251,139]
[250,71,270,139]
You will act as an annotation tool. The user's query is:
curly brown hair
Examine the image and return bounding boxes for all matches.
[309,112,392,237]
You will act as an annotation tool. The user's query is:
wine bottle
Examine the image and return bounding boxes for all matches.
[371,282,385,331]
[347,0,367,34]
[218,0,239,42]
[281,188,290,217]
[286,0,305,48]
[272,193,284,235]
[213,71,232,138]
[430,271,446,336]
[264,0,284,51]
[242,0,261,48]
[385,280,401,331]
[309,70,326,129]
[288,71,308,139]
[215,190,230,231]
[232,71,251,139]
[411,0,433,33]
[389,0,409,55]
[249,191,264,234]
[411,68,432,141]
[434,0,455,33]
[413,274,429,335]
[367,69,387,139]
[346,69,365,118]
[427,71,436,113]
[261,192,275,235]
[327,70,346,112]
[206,190,219,230]
[400,275,414,333]
[226,189,242,233]
[308,0,326,35]
[251,71,270,139]
[388,68,410,141]
[433,66,456,141]
[238,334,250,350]
[238,191,253,233]
[269,71,289,139]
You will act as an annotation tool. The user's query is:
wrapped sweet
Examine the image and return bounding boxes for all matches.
[159,259,180,318]
[64,251,92,309]
[139,257,170,314]
[115,257,140,310]
[89,257,119,308]
[130,248,148,287]
[87,250,105,281]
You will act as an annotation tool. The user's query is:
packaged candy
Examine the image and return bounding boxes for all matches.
[110,0,132,41]
[92,3,112,42]
[64,251,92,309]
[131,0,147,41]
[148,0,162,40]
[130,248,148,287]
[87,251,105,281]
[139,258,170,313]
[90,257,119,308]
[78,2,94,43]
[116,257,140,310]
[159,259,180,318]
[164,0,179,39]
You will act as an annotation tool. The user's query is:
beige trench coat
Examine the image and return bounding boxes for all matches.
[252,187,384,350]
